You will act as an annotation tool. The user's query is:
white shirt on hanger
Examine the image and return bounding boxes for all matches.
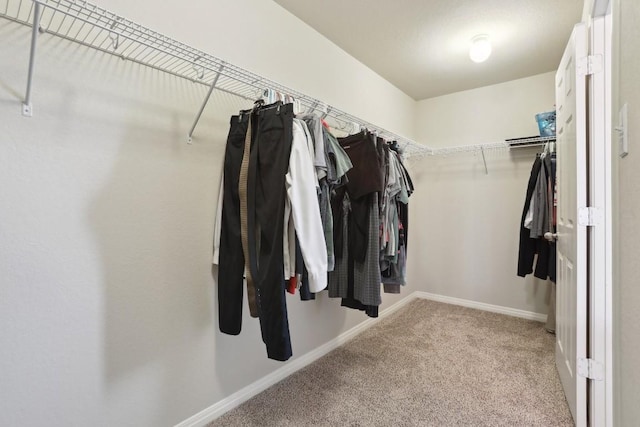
[287,119,328,292]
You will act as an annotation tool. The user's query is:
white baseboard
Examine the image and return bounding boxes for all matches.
[176,291,545,426]
[175,293,419,427]
[414,291,548,323]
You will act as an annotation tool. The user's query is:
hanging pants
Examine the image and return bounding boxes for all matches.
[217,102,294,361]
[218,115,249,336]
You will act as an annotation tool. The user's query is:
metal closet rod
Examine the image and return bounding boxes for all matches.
[3,0,423,152]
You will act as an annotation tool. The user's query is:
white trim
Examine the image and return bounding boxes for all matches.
[414,291,547,323]
[604,11,614,426]
[174,293,419,427]
[588,12,614,427]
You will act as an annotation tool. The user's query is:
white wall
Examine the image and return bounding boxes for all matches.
[611,0,640,424]
[409,72,556,315]
[0,1,417,426]
[414,72,556,147]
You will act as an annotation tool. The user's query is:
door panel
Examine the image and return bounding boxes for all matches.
[555,23,588,427]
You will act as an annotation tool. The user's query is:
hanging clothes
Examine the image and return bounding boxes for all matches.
[215,101,326,362]
[380,142,413,293]
[517,150,557,282]
[213,102,414,359]
[290,115,353,301]
[216,113,251,337]
[323,126,353,272]
[287,118,328,293]
[328,130,385,317]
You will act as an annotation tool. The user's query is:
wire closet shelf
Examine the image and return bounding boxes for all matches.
[1,0,430,156]
[417,136,557,158]
[1,0,554,159]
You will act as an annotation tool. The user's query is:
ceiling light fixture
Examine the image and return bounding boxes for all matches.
[469,34,492,63]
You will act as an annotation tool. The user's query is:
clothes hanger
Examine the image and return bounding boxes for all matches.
[259,100,282,115]
[320,106,332,120]
[540,142,549,159]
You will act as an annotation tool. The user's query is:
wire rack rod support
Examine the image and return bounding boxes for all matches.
[188,63,225,144]
[21,0,41,117]
[480,146,488,175]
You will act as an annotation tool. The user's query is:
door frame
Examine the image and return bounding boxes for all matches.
[586,1,613,426]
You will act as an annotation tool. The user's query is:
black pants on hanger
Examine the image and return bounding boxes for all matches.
[248,103,294,361]
[217,102,294,362]
[218,115,249,336]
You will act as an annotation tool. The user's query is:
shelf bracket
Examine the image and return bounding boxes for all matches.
[187,63,225,143]
[22,1,43,117]
[480,146,488,175]
[108,18,122,51]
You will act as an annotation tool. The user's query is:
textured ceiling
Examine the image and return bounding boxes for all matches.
[272,0,583,100]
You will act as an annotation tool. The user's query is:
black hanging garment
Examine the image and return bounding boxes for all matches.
[328,131,384,318]
[517,153,556,281]
[218,101,295,362]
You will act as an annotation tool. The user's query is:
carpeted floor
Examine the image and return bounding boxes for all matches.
[210,299,574,426]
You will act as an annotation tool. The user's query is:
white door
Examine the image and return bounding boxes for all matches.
[555,22,588,427]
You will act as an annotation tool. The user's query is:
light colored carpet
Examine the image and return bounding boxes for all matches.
[210,299,573,426]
